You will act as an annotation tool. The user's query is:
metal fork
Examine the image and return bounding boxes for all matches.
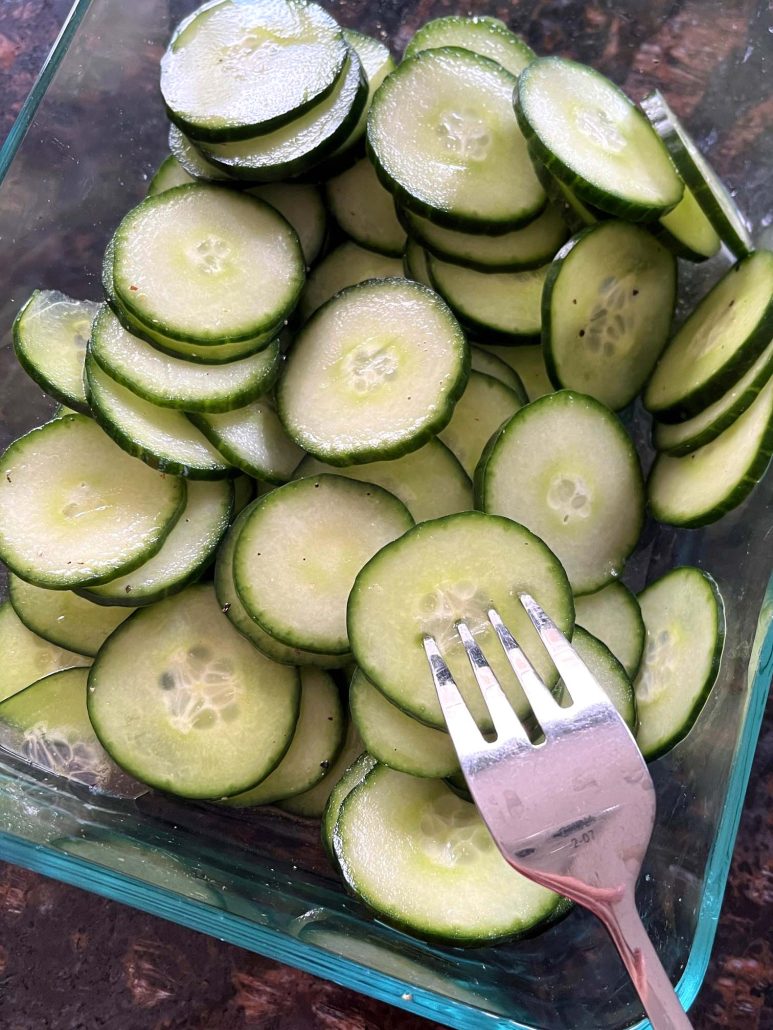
[422,593,692,1030]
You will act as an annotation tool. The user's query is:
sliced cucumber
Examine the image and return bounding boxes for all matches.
[348,511,573,729]
[13,290,99,412]
[634,567,725,759]
[0,414,185,589]
[234,475,413,653]
[477,391,645,594]
[655,183,721,263]
[0,602,90,704]
[85,357,234,479]
[0,668,140,797]
[641,90,752,258]
[402,239,433,287]
[479,343,554,401]
[469,347,528,400]
[516,58,683,220]
[299,242,403,321]
[160,0,347,142]
[644,251,773,420]
[279,278,468,465]
[322,750,377,863]
[294,438,473,523]
[574,581,645,679]
[232,474,256,516]
[402,203,567,273]
[221,668,344,806]
[533,162,600,232]
[112,184,304,344]
[8,574,132,657]
[248,182,327,266]
[648,376,773,527]
[333,766,561,945]
[568,627,636,731]
[542,221,677,410]
[404,15,534,78]
[79,479,232,607]
[326,158,406,257]
[438,370,523,477]
[428,253,548,342]
[87,584,301,799]
[147,154,196,195]
[90,306,280,413]
[653,340,773,455]
[368,48,545,232]
[168,123,235,182]
[278,721,364,819]
[349,668,458,778]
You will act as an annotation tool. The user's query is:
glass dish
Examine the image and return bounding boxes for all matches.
[0,2,770,1027]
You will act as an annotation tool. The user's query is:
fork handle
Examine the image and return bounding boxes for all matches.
[597,890,693,1030]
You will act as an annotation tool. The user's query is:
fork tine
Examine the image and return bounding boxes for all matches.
[488,608,564,733]
[422,636,487,752]
[455,622,531,745]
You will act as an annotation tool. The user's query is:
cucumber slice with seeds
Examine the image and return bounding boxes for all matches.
[234,475,414,654]
[161,0,347,142]
[8,574,132,657]
[0,602,90,704]
[477,391,645,594]
[326,158,406,257]
[147,154,196,195]
[278,720,364,819]
[654,183,721,263]
[322,751,378,863]
[280,278,469,465]
[542,221,677,410]
[90,306,280,413]
[13,291,99,412]
[300,241,403,321]
[516,58,683,221]
[438,370,523,477]
[469,347,528,399]
[568,627,636,731]
[644,251,773,421]
[368,48,545,233]
[190,400,304,485]
[574,581,645,679]
[248,182,326,266]
[479,343,554,400]
[0,415,186,589]
[634,567,725,760]
[403,15,534,78]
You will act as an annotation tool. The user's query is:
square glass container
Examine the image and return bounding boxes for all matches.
[0,2,771,1028]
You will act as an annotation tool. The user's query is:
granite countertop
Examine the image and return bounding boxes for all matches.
[0,1,771,1028]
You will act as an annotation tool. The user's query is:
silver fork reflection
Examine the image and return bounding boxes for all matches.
[423,594,692,1030]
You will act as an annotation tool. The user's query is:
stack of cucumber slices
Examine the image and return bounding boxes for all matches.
[0,2,767,948]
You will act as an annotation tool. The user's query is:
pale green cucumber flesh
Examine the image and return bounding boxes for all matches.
[278,720,364,819]
[574,580,645,678]
[479,344,554,401]
[438,370,523,476]
[567,627,636,731]
[248,181,326,265]
[0,602,91,704]
[404,15,535,78]
[189,399,304,484]
[147,154,196,195]
[300,242,403,321]
[322,750,377,863]
[326,158,406,257]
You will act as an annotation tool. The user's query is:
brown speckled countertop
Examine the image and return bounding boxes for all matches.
[0,1,771,1027]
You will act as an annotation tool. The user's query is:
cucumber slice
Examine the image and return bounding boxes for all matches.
[655,183,721,262]
[322,751,377,864]
[349,669,458,778]
[533,162,600,232]
[147,154,196,195]
[112,184,304,344]
[221,668,344,806]
[0,415,186,589]
[294,438,473,523]
[348,511,573,729]
[568,627,636,731]
[469,347,528,400]
[13,290,99,412]
[90,306,280,413]
[198,52,368,182]
[0,668,141,797]
[279,278,469,465]
[402,239,433,287]
[325,158,406,257]
[78,479,232,607]
[641,90,752,258]
[402,203,568,273]
[404,15,534,78]
[634,567,725,759]
[8,574,132,657]
[653,340,773,455]
[438,370,524,477]
[368,48,545,233]
[477,391,644,594]
[85,357,234,479]
[333,766,561,944]
[53,404,81,418]
[88,584,301,798]
[300,242,403,321]
[234,475,414,653]
[189,399,304,484]
[516,58,683,220]
[214,505,348,669]
[248,182,326,266]
[278,720,364,819]
[648,376,773,527]
[338,30,395,151]
[232,474,256,516]
[479,343,554,401]
[542,221,677,410]
[644,251,773,420]
[161,0,347,142]
[168,123,235,183]
[0,602,90,704]
[428,253,548,342]
[574,581,645,679]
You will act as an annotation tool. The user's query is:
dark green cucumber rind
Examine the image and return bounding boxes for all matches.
[515,59,682,223]
[321,751,378,866]
[531,158,602,233]
[12,293,92,414]
[570,626,637,732]
[402,239,433,287]
[168,124,242,184]
[640,90,752,259]
[277,278,471,466]
[7,578,123,657]
[186,409,293,486]
[637,568,725,761]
